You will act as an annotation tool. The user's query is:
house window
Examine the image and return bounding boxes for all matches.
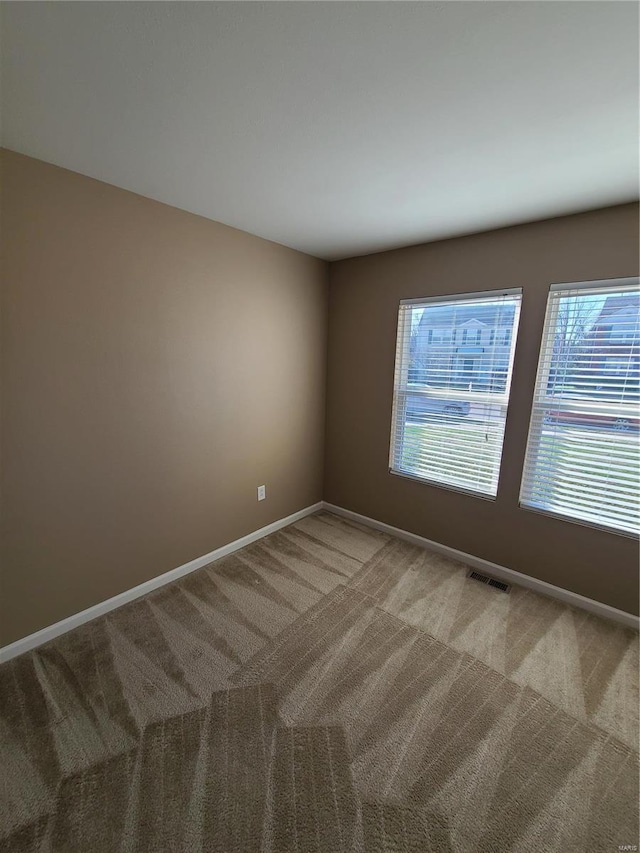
[461,328,481,346]
[520,277,640,536]
[390,288,522,497]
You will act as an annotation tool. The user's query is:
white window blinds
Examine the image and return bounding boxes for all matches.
[389,289,522,497]
[520,278,640,536]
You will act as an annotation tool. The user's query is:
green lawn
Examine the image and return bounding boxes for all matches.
[535,430,639,506]
[400,422,503,491]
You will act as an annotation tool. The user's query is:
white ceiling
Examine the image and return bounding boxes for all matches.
[1,2,638,260]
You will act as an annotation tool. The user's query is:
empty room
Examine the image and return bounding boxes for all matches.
[0,2,638,851]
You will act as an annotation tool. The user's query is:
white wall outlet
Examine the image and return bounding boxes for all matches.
[257,485,266,501]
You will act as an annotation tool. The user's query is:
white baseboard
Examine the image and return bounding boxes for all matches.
[322,502,640,631]
[0,501,323,663]
[2,497,636,663]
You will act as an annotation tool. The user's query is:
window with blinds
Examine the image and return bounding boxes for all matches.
[520,277,640,536]
[389,289,522,497]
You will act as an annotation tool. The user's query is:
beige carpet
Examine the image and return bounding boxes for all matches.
[1,511,638,852]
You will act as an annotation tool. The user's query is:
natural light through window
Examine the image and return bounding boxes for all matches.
[389,289,522,497]
[520,278,640,536]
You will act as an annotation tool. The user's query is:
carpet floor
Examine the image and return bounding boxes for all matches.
[1,511,638,852]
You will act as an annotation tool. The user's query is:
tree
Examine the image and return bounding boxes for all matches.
[548,297,604,392]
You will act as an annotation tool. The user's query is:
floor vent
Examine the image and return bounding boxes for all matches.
[467,569,511,593]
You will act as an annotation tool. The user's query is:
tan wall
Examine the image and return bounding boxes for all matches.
[0,150,328,645]
[2,150,638,645]
[325,204,640,615]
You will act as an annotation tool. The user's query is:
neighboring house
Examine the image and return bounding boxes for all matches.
[409,303,516,392]
[576,294,640,400]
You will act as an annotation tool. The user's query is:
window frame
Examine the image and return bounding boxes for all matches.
[389,288,522,500]
[519,276,640,539]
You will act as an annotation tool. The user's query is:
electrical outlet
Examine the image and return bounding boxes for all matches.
[257,485,266,501]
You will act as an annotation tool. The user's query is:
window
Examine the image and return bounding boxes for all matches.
[390,289,522,497]
[461,327,482,346]
[520,277,640,536]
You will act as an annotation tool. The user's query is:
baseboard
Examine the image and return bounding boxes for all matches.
[3,497,635,663]
[0,501,323,663]
[322,502,640,631]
